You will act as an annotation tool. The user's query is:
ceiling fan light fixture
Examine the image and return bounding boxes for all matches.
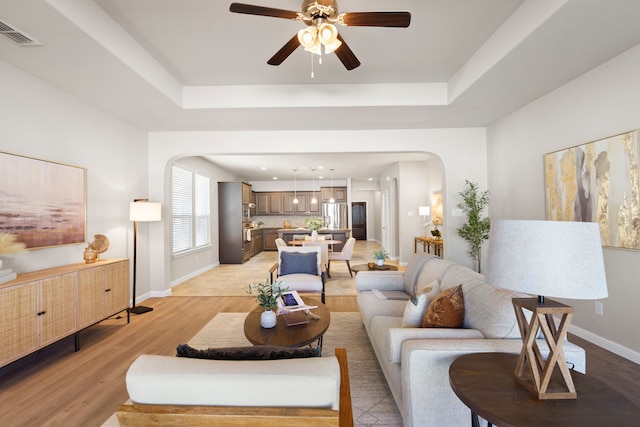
[298,27,321,54]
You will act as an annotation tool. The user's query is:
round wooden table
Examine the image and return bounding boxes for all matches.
[243,297,330,349]
[449,352,640,427]
[351,263,398,274]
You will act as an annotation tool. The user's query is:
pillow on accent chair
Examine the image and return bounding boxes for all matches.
[176,344,321,360]
[280,251,318,276]
[423,285,465,328]
[401,280,441,327]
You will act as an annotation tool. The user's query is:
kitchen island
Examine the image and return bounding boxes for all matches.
[278,228,351,252]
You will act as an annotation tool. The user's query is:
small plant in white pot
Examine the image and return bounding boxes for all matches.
[247,279,288,328]
[373,248,389,266]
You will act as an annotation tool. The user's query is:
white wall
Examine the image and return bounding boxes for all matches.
[147,129,487,297]
[0,59,149,303]
[487,43,640,360]
[170,156,237,285]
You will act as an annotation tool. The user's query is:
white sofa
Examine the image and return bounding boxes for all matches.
[356,253,586,427]
[117,348,354,426]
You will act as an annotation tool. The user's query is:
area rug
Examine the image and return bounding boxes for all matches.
[102,312,402,427]
[189,312,402,427]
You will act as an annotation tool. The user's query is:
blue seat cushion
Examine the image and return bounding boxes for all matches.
[280,251,318,276]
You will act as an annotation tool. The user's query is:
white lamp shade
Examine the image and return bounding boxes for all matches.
[418,206,430,216]
[485,220,607,300]
[130,202,162,222]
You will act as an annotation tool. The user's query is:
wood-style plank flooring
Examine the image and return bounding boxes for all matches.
[0,241,637,426]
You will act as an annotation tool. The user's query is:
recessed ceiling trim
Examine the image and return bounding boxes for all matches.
[0,20,42,46]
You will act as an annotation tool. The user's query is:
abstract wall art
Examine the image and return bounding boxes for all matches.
[544,130,640,249]
[0,152,86,249]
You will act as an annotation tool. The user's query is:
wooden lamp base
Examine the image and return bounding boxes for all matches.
[512,297,577,400]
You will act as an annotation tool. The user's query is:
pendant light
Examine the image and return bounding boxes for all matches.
[329,168,335,203]
[293,168,299,204]
[311,168,317,204]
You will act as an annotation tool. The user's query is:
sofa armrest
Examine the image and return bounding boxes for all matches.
[398,339,585,427]
[125,354,341,409]
[385,328,485,363]
[355,271,405,292]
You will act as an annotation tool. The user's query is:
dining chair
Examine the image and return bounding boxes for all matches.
[328,237,356,277]
[275,238,287,249]
[269,246,326,303]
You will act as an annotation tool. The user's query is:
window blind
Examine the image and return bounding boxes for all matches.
[195,173,210,247]
[172,166,193,253]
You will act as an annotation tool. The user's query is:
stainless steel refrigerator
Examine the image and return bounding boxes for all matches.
[322,202,349,229]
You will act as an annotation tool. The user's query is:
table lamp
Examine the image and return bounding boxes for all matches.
[129,199,162,315]
[485,219,607,400]
[418,206,430,237]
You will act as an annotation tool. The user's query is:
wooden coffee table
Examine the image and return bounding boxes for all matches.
[449,352,640,427]
[351,263,398,274]
[243,297,330,349]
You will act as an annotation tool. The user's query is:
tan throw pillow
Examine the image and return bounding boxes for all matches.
[422,285,464,328]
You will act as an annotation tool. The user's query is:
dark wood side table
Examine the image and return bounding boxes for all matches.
[350,264,398,274]
[449,352,640,427]
[244,297,330,349]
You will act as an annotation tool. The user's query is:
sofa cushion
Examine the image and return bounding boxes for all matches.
[126,354,341,409]
[176,344,321,360]
[401,281,440,327]
[280,251,318,276]
[461,282,525,338]
[402,253,434,295]
[415,258,456,290]
[440,265,485,291]
[423,285,465,328]
[358,291,408,330]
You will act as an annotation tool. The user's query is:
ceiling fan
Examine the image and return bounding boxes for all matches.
[229,1,411,70]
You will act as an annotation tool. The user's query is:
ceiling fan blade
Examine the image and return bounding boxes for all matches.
[267,35,301,66]
[230,3,299,20]
[341,12,411,28]
[334,35,360,70]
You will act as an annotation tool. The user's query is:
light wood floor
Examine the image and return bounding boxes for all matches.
[0,242,638,426]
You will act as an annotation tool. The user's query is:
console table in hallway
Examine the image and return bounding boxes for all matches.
[414,236,443,257]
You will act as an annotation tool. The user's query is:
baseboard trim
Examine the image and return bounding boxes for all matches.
[170,262,219,288]
[569,324,640,365]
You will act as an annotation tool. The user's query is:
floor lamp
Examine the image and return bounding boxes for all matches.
[129,199,161,315]
[485,220,607,400]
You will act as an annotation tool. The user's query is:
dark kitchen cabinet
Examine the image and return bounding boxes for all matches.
[263,228,279,251]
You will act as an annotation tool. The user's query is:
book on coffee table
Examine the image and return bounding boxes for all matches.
[282,310,310,326]
[276,290,317,314]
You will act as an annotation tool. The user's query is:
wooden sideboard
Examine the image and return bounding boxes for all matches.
[0,258,129,368]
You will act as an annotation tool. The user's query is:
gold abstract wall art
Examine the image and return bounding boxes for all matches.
[0,152,86,249]
[544,130,640,249]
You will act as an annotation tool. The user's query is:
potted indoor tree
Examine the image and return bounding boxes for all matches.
[456,180,490,273]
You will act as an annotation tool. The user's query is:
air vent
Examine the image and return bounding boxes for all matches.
[0,20,42,46]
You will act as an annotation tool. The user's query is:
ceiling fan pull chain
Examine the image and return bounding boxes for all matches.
[311,53,315,78]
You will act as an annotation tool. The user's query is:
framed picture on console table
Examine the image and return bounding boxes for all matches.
[544,129,640,249]
[0,151,86,249]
